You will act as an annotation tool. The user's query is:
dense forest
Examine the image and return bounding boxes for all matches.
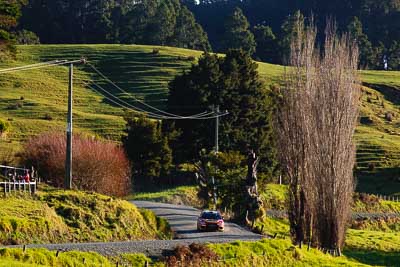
[1,0,399,69]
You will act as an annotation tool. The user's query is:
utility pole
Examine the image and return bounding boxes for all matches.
[65,63,73,190]
[212,105,220,209]
[64,58,86,190]
[214,105,219,153]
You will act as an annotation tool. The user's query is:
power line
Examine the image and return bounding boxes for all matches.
[0,60,66,73]
[0,59,85,74]
[87,63,223,119]
[79,78,214,119]
[84,81,228,120]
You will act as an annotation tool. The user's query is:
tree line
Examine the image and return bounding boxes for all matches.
[1,0,399,69]
[184,0,400,69]
[20,0,210,50]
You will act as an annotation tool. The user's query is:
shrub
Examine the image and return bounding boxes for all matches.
[368,162,376,172]
[15,30,41,45]
[385,112,393,122]
[166,243,219,267]
[0,119,10,135]
[123,115,172,184]
[20,132,131,196]
[7,101,23,110]
[43,113,53,121]
[152,48,160,55]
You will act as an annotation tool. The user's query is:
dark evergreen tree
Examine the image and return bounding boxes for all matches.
[123,115,172,180]
[388,41,400,70]
[147,1,177,45]
[0,0,26,58]
[253,24,279,63]
[221,7,256,55]
[347,16,374,69]
[172,6,211,51]
[167,50,277,179]
[279,11,304,63]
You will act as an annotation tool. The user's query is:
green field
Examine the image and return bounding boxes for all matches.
[0,44,399,194]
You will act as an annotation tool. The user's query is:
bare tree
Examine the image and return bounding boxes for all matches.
[276,18,360,254]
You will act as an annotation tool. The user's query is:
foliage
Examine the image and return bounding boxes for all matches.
[21,0,211,51]
[195,150,248,217]
[0,44,399,195]
[253,24,279,63]
[128,185,203,208]
[208,239,369,267]
[347,17,374,69]
[167,50,277,179]
[123,115,172,182]
[20,132,131,196]
[166,243,219,267]
[261,183,287,210]
[15,29,39,44]
[0,188,171,245]
[221,7,256,55]
[0,0,26,58]
[0,248,112,267]
[186,1,400,69]
[0,119,10,135]
[0,248,157,267]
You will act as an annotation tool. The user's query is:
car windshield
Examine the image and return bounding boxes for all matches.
[201,212,221,220]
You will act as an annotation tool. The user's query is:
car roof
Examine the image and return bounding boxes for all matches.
[201,210,220,214]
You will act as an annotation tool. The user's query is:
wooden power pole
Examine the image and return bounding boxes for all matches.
[65,63,73,190]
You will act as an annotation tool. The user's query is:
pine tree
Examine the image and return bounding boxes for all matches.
[279,10,304,62]
[167,50,277,180]
[172,6,211,51]
[253,24,278,63]
[347,16,374,69]
[147,1,177,45]
[123,115,172,180]
[0,0,26,58]
[221,7,256,55]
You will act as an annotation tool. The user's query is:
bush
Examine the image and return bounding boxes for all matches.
[0,119,10,134]
[368,162,376,172]
[15,30,40,45]
[20,132,131,196]
[385,112,393,122]
[166,243,219,267]
[42,113,53,121]
[123,115,172,183]
[7,101,23,110]
[152,48,160,55]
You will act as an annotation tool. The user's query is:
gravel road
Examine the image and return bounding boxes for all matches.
[132,201,261,240]
[4,201,261,257]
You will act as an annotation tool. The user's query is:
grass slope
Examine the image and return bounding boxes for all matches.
[0,188,171,245]
[0,44,399,194]
[0,248,157,267]
[128,185,203,208]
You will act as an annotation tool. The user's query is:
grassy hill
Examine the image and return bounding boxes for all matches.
[0,44,399,194]
[0,187,171,245]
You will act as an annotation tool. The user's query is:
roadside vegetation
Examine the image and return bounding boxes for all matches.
[0,187,171,245]
[0,44,398,193]
[129,185,202,208]
[0,248,157,267]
